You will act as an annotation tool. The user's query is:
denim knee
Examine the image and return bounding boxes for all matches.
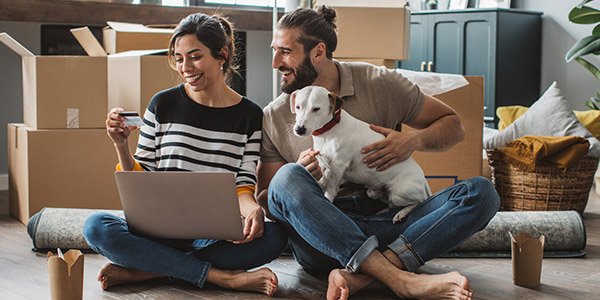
[83,212,123,251]
[465,176,500,220]
[270,163,312,192]
[268,163,316,213]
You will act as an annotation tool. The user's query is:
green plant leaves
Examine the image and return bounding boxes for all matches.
[566,34,600,62]
[569,5,600,24]
[575,57,600,81]
[576,0,595,10]
[586,97,600,110]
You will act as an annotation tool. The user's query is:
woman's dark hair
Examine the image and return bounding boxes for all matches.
[277,5,337,58]
[168,13,237,75]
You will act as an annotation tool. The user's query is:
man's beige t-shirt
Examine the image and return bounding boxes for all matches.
[261,60,425,196]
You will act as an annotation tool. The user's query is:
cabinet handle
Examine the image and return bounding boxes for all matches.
[427,61,433,72]
[420,61,426,72]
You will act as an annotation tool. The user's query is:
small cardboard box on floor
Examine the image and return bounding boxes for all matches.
[71,27,180,114]
[8,123,138,224]
[316,0,410,61]
[103,21,173,54]
[0,33,107,129]
[406,76,484,193]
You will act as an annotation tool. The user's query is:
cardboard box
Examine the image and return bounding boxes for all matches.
[8,123,138,224]
[103,21,173,54]
[406,76,484,193]
[108,51,181,114]
[0,33,108,129]
[337,58,396,69]
[315,1,410,61]
[72,27,180,114]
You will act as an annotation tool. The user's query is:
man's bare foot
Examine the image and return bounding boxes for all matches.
[326,268,374,300]
[97,263,163,290]
[396,271,473,300]
[208,267,278,296]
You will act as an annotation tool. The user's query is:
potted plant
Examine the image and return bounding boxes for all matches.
[565,0,600,109]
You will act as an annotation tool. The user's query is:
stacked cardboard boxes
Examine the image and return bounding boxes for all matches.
[2,24,178,224]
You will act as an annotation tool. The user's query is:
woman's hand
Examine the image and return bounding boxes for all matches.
[233,206,265,244]
[106,107,138,146]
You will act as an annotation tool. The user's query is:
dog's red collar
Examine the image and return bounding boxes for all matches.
[312,109,341,136]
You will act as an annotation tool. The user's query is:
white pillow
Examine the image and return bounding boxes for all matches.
[483,81,600,157]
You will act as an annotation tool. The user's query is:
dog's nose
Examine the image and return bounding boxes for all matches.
[294,126,307,136]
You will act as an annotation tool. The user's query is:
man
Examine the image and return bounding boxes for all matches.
[257,6,500,300]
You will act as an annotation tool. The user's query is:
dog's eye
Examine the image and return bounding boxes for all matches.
[296,105,300,110]
[312,107,320,112]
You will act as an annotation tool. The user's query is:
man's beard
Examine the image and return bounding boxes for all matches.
[280,55,319,94]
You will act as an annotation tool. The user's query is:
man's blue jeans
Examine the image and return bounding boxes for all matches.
[268,163,500,273]
[83,213,288,287]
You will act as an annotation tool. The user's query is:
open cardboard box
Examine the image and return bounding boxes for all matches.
[337,58,396,69]
[71,27,180,114]
[103,21,174,54]
[406,76,484,193]
[0,33,108,129]
[8,123,138,224]
[316,0,410,61]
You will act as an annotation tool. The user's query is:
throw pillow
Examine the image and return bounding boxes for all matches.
[497,106,600,139]
[497,105,528,131]
[483,81,600,157]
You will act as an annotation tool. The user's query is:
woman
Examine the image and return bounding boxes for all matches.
[83,13,287,296]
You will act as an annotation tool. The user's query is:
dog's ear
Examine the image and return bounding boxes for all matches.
[290,90,298,113]
[328,92,344,116]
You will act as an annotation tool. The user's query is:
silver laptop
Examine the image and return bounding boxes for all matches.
[115,171,245,240]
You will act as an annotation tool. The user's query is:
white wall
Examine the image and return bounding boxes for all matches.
[0,22,40,190]
[513,0,600,110]
[245,30,275,108]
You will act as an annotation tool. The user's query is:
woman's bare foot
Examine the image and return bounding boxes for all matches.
[208,267,278,296]
[326,268,374,300]
[97,263,164,290]
[397,271,473,300]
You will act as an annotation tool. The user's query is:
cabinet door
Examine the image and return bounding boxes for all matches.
[431,14,463,74]
[432,12,495,121]
[399,15,429,71]
[463,13,495,122]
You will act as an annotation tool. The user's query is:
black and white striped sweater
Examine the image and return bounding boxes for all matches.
[133,84,262,189]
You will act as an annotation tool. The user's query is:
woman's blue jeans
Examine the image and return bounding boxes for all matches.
[268,163,500,273]
[83,213,288,287]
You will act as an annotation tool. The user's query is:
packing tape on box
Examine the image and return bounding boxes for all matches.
[27,207,124,251]
[444,210,586,258]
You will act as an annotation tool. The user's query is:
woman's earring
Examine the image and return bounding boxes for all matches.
[220,64,223,70]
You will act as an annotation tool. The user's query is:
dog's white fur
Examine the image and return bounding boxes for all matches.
[291,86,431,223]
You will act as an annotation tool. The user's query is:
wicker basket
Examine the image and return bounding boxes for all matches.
[486,149,599,215]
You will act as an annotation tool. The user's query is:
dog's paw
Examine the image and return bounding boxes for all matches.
[392,206,415,223]
[366,188,385,199]
[324,190,336,202]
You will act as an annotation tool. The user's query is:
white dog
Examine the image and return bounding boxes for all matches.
[291,86,431,223]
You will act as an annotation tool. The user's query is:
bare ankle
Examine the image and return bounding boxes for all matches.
[382,249,405,270]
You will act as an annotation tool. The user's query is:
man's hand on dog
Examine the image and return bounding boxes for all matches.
[297,148,323,180]
[361,124,418,171]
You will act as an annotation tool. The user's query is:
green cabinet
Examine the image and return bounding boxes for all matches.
[399,9,542,127]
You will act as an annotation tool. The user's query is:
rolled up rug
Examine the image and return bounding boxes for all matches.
[27,207,124,251]
[444,210,586,258]
[27,208,586,258]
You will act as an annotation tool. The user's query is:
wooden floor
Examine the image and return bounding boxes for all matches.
[1,189,600,299]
